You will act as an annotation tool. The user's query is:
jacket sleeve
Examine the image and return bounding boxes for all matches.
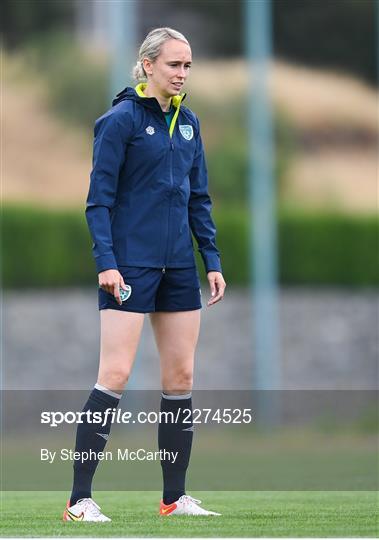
[85,111,131,274]
[188,117,222,274]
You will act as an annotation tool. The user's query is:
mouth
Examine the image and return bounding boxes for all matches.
[171,82,183,90]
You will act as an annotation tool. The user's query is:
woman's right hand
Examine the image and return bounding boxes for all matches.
[98,269,127,306]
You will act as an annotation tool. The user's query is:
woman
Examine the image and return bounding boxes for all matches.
[63,27,226,522]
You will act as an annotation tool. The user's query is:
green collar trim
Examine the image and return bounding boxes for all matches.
[135,83,184,138]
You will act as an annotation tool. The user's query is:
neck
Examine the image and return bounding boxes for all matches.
[144,84,171,112]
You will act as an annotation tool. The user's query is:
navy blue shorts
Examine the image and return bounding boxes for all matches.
[98,266,202,313]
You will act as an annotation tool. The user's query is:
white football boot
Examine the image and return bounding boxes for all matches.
[159,495,221,516]
[63,497,111,522]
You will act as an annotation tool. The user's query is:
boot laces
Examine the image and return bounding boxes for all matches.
[77,498,102,517]
[179,495,202,507]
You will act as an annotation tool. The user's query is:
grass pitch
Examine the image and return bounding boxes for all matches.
[1,490,378,537]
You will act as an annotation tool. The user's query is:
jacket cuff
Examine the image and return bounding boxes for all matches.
[202,252,222,274]
[95,253,118,274]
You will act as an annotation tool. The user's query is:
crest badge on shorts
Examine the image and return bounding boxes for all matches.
[119,284,132,302]
[179,125,194,141]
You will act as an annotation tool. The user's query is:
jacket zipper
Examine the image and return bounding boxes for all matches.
[159,109,175,272]
[163,140,174,270]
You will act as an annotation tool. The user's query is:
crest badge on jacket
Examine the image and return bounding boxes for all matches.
[179,125,193,141]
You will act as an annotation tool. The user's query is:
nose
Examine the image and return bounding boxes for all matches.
[177,65,186,79]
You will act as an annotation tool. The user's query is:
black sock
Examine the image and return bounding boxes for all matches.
[158,392,193,505]
[70,385,121,506]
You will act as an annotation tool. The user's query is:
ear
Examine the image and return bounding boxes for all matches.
[142,57,153,76]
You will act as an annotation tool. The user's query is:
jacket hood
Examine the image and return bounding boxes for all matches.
[112,86,138,106]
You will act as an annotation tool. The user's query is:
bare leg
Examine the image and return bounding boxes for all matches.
[98,309,145,392]
[149,310,201,394]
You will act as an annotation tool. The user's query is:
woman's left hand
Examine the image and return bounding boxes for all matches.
[207,271,226,307]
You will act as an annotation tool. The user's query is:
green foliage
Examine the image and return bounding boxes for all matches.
[278,211,379,286]
[197,206,249,285]
[22,32,109,126]
[2,204,93,288]
[273,0,377,85]
[211,208,378,287]
[2,0,376,84]
[1,0,74,49]
[2,204,378,289]
[188,97,295,205]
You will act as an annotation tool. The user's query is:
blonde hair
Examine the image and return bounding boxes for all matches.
[132,27,190,81]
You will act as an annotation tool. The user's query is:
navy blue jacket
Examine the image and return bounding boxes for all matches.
[85,84,222,274]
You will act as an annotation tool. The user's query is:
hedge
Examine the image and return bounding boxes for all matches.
[2,204,378,288]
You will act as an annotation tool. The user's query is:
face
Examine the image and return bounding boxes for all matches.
[143,39,192,97]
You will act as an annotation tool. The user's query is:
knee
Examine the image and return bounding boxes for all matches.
[98,366,130,392]
[162,368,193,395]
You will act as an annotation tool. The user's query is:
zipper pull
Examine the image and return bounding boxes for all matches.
[170,141,174,150]
[162,266,166,274]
